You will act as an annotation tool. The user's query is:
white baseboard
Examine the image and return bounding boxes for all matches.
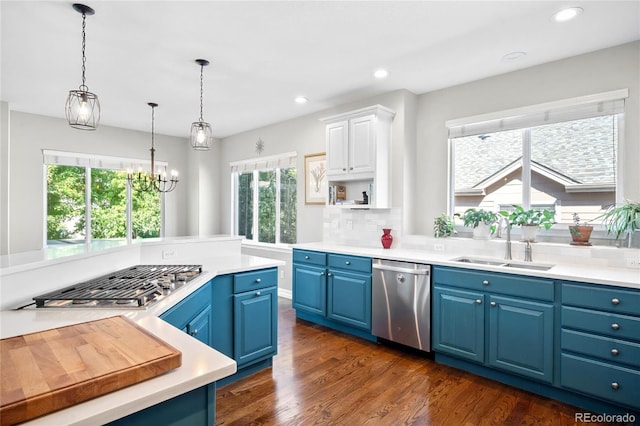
[278,288,292,299]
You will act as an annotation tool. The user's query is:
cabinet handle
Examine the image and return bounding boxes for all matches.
[611,348,619,356]
[482,280,489,286]
[349,167,353,170]
[320,272,325,276]
[327,273,332,277]
[305,255,310,259]
[256,291,261,296]
[611,298,620,305]
[255,278,261,283]
[342,168,346,171]
[345,261,351,265]
[611,382,620,390]
[476,299,482,304]
[611,323,620,330]
[190,329,198,336]
[490,301,496,307]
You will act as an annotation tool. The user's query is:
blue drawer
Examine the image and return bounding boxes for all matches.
[433,266,554,301]
[234,268,277,294]
[561,329,640,369]
[562,306,640,342]
[328,254,371,274]
[561,353,640,410]
[293,249,327,267]
[562,282,640,317]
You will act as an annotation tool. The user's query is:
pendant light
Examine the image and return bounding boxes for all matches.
[127,103,179,193]
[190,59,213,150]
[65,3,100,130]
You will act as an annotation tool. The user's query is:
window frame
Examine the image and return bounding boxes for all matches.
[446,90,627,238]
[43,151,165,249]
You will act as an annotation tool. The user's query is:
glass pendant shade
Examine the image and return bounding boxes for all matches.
[65,89,100,130]
[190,120,213,150]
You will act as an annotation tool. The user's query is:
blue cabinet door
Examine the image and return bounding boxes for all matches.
[234,286,278,366]
[489,295,554,383]
[211,274,234,359]
[292,263,327,316]
[433,286,485,363]
[186,305,212,346]
[327,269,371,330]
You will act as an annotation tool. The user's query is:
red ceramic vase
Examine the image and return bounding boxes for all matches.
[381,228,393,249]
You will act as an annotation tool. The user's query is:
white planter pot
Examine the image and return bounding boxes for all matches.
[521,225,538,242]
[473,223,492,240]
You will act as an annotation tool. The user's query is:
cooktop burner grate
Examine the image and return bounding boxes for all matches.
[33,265,202,308]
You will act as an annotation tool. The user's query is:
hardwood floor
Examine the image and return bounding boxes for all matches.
[215,298,619,425]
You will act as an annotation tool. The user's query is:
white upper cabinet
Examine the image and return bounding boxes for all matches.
[321,105,395,208]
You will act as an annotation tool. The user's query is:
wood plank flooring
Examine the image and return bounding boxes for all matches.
[215,298,622,425]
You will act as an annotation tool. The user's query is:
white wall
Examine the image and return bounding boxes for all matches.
[0,102,9,255]
[414,41,640,235]
[218,89,415,243]
[3,112,191,254]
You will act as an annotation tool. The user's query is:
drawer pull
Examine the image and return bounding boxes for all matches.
[305,255,310,259]
[345,261,351,265]
[256,291,261,296]
[611,298,620,305]
[476,299,482,304]
[611,348,619,356]
[611,382,620,390]
[255,278,262,283]
[611,323,620,330]
[327,273,332,277]
[490,301,496,307]
[482,280,489,286]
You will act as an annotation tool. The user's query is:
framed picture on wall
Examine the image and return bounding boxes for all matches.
[304,152,327,205]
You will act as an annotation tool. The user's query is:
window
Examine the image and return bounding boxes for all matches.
[231,153,297,244]
[45,151,162,247]
[448,90,626,225]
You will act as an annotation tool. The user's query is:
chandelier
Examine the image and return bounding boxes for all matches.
[190,59,213,150]
[127,103,178,193]
[65,3,100,130]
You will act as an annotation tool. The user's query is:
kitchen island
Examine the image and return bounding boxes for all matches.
[0,236,284,425]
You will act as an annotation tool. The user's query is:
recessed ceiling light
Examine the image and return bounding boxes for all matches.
[294,96,308,104]
[373,69,389,79]
[552,7,583,22]
[502,51,527,62]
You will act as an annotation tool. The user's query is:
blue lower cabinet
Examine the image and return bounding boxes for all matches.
[327,269,371,330]
[433,286,485,362]
[106,383,215,426]
[292,249,374,341]
[489,296,553,383]
[234,286,278,365]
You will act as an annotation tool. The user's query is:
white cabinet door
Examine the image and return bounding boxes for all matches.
[326,121,348,176]
[349,115,375,175]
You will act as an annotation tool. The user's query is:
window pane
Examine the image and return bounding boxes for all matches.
[47,165,86,245]
[132,180,161,239]
[237,172,254,239]
[453,129,522,215]
[258,170,276,243]
[280,167,297,244]
[530,116,616,223]
[91,169,126,240]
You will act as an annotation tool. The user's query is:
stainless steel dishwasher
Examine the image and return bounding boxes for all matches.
[372,259,431,352]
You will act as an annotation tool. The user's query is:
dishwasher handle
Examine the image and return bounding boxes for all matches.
[372,263,430,275]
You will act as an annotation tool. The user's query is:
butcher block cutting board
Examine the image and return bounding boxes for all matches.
[0,316,181,426]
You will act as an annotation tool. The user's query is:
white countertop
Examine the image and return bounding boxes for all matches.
[1,253,284,425]
[295,242,640,290]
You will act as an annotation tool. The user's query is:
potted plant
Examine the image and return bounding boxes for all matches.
[569,213,593,246]
[456,208,498,240]
[599,200,640,248]
[504,205,555,242]
[433,214,456,238]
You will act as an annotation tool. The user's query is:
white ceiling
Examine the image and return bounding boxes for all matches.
[1,1,639,139]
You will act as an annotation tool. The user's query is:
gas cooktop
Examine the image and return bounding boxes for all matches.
[32,264,203,309]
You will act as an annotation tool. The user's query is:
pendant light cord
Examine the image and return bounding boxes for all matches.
[80,11,88,91]
[199,64,204,122]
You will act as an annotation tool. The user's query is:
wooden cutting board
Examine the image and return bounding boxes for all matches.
[0,316,181,426]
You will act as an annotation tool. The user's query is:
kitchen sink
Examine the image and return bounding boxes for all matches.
[451,257,554,271]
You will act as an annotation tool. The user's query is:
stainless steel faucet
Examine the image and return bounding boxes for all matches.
[498,216,512,260]
[524,241,533,262]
